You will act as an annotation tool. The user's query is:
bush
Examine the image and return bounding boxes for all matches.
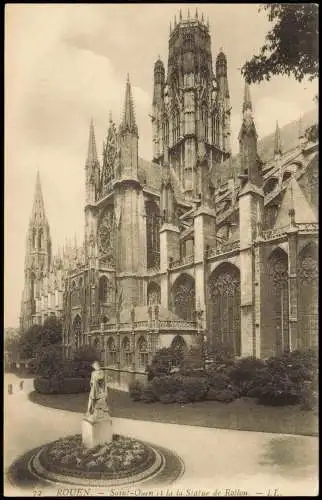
[248,350,318,407]
[141,383,157,403]
[206,388,238,403]
[159,393,176,404]
[33,345,64,378]
[73,345,101,379]
[230,357,266,396]
[34,376,89,394]
[148,347,184,380]
[151,375,208,403]
[129,380,144,401]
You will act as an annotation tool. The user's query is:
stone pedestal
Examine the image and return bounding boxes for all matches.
[82,414,113,449]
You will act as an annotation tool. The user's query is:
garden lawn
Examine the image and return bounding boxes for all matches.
[29,388,318,437]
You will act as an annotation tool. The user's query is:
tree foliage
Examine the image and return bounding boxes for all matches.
[19,317,62,359]
[242,4,318,84]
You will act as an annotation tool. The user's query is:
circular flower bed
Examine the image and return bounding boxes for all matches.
[38,435,156,480]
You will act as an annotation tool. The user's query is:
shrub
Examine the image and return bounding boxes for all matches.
[129,380,143,401]
[230,357,266,396]
[34,376,88,394]
[206,388,238,403]
[148,347,184,380]
[151,375,208,403]
[33,345,64,378]
[141,383,157,403]
[73,345,101,378]
[181,344,204,372]
[175,390,191,405]
[248,350,318,406]
[159,393,176,404]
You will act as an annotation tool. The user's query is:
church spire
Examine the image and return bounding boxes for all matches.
[274,120,282,159]
[120,75,138,136]
[242,81,252,114]
[86,119,98,167]
[30,171,47,225]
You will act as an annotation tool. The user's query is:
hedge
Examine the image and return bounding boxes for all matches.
[128,349,318,409]
[34,376,90,394]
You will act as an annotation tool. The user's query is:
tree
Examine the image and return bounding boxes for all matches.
[19,317,62,359]
[242,4,318,84]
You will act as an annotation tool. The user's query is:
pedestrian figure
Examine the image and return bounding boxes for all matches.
[20,380,24,390]
[8,384,13,395]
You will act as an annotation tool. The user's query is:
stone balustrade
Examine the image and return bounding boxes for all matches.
[169,254,194,269]
[207,240,240,259]
[297,222,318,233]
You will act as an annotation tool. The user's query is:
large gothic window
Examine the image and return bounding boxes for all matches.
[146,201,160,269]
[172,107,180,144]
[137,336,148,369]
[107,337,117,365]
[201,103,208,141]
[98,206,115,266]
[209,264,241,356]
[298,243,318,349]
[71,280,80,307]
[267,249,289,355]
[121,336,132,366]
[99,276,108,302]
[171,274,195,322]
[147,282,161,305]
[73,315,82,350]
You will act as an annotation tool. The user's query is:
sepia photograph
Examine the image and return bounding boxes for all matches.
[4,3,318,497]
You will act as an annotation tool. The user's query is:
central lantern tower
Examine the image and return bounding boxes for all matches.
[152,9,231,198]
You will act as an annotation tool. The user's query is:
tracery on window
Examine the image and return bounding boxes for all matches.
[172,274,195,322]
[146,201,161,269]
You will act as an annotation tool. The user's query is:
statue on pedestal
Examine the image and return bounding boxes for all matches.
[86,361,109,419]
[82,361,113,448]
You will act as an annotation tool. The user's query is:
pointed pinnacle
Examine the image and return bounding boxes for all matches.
[299,115,304,138]
[243,81,252,113]
[86,119,98,167]
[179,9,182,20]
[31,170,46,222]
[121,75,138,134]
[201,12,204,23]
[169,20,172,34]
[109,110,113,123]
[274,120,282,156]
[188,8,190,19]
[195,8,198,19]
[174,14,176,25]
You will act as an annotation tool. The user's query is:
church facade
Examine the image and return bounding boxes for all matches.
[20,12,318,387]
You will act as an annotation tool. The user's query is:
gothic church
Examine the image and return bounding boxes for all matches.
[20,11,318,387]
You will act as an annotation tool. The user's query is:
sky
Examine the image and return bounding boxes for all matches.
[4,4,318,328]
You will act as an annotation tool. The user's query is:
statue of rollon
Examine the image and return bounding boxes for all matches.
[82,361,113,448]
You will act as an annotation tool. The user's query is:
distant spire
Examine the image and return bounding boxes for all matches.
[298,115,304,138]
[179,8,182,20]
[31,171,46,224]
[201,12,204,23]
[174,14,177,26]
[207,15,210,28]
[243,81,252,114]
[274,120,282,158]
[120,75,138,135]
[109,110,113,123]
[169,20,172,34]
[195,8,198,19]
[188,8,190,19]
[86,119,98,167]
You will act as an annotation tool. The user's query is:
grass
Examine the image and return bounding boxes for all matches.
[29,389,318,437]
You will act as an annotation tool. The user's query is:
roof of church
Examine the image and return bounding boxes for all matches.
[209,107,317,187]
[274,176,318,229]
